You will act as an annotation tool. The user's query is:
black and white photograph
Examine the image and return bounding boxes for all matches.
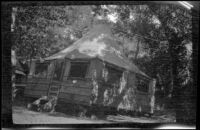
[2,1,198,129]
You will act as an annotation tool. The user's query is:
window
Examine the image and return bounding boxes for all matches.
[53,61,64,80]
[68,61,89,78]
[15,74,23,83]
[137,78,149,93]
[34,63,49,78]
[106,65,123,85]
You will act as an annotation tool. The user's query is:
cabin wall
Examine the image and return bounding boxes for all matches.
[24,77,50,98]
[88,60,153,114]
[24,60,55,98]
[89,61,130,109]
[135,90,151,113]
[58,59,96,105]
[24,58,95,105]
[87,58,104,80]
[24,58,152,113]
[116,72,152,113]
[59,79,93,105]
[89,59,107,105]
[135,77,151,113]
[117,72,137,111]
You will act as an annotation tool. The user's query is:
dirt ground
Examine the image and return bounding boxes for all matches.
[12,97,176,124]
[13,106,111,124]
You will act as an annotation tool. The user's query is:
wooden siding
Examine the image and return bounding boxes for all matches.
[24,89,47,98]
[62,80,92,88]
[25,78,50,97]
[58,92,90,105]
[73,94,90,104]
[135,92,151,112]
[24,58,152,113]
[61,85,92,96]
[27,77,50,84]
[27,83,49,91]
[115,72,151,113]
[128,72,151,112]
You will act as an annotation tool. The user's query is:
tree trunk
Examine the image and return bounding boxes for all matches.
[149,79,156,114]
[168,43,174,98]
[135,38,140,60]
[148,4,196,124]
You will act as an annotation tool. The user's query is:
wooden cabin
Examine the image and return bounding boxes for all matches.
[24,24,156,114]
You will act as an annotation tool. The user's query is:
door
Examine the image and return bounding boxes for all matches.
[48,60,65,98]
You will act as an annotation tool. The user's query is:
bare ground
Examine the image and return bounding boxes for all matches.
[12,97,176,124]
[13,106,111,124]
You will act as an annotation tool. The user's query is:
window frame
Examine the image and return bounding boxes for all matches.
[136,75,149,93]
[104,64,124,87]
[68,60,90,79]
[34,61,50,79]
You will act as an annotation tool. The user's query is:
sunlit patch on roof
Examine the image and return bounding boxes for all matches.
[104,46,123,59]
[78,34,107,57]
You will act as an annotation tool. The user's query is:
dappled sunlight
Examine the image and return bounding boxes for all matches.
[78,34,107,57]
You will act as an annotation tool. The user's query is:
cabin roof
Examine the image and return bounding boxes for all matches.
[44,23,151,79]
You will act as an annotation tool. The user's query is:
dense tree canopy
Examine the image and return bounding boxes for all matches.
[12,6,95,60]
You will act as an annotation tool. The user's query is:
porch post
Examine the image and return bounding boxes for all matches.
[149,78,156,114]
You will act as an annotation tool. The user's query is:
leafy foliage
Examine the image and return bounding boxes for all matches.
[12,6,95,60]
[91,4,193,113]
